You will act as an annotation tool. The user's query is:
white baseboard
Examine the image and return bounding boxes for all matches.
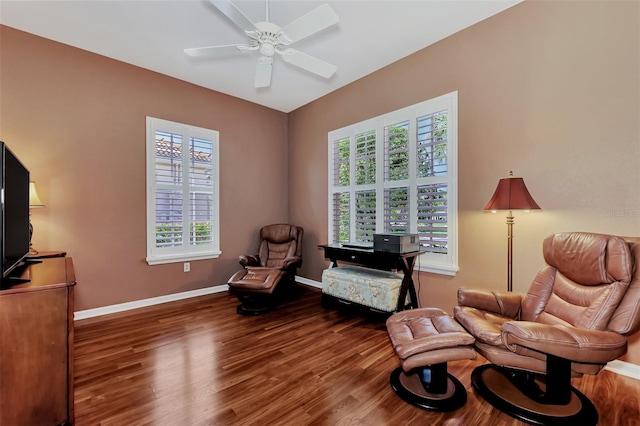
[295,276,323,289]
[605,359,640,380]
[73,275,323,321]
[74,284,229,321]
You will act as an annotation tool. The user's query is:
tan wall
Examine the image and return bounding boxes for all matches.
[0,26,289,311]
[288,1,640,363]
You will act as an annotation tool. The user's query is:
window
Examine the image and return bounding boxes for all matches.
[328,92,458,275]
[146,117,220,265]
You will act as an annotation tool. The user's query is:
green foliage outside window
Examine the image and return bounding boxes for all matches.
[337,138,350,187]
[155,222,211,246]
[155,224,181,247]
[417,112,448,178]
[387,122,410,181]
[190,222,212,244]
[355,131,376,185]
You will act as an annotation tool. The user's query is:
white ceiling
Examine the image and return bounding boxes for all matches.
[0,0,521,113]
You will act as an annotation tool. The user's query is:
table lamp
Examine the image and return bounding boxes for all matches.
[484,171,540,291]
[29,181,45,254]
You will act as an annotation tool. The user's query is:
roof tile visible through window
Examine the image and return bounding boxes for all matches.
[155,139,212,162]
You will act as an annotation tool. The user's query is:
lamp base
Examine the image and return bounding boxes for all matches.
[28,221,38,255]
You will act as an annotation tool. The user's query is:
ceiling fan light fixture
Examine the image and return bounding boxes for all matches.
[259,42,275,57]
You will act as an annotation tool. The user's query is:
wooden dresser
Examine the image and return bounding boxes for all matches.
[0,257,76,425]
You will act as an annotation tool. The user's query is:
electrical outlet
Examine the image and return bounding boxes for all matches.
[183,262,190,272]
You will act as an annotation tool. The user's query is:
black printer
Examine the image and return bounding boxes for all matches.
[373,233,420,253]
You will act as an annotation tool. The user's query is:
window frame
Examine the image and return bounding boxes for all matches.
[145,116,221,265]
[327,91,458,275]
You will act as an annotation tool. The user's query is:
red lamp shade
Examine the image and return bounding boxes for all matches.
[484,171,541,211]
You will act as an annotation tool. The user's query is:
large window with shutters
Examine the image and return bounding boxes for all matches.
[328,92,458,275]
[146,117,220,265]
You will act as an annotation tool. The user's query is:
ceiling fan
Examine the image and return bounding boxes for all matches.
[184,0,339,88]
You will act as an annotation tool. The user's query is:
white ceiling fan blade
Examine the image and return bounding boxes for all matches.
[280,49,336,79]
[184,44,247,57]
[255,57,273,88]
[208,0,258,32]
[280,4,339,44]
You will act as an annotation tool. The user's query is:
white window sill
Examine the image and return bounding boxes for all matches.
[415,262,459,276]
[146,250,222,266]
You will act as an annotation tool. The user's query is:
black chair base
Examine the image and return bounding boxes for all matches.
[471,364,598,426]
[390,366,467,412]
[236,303,273,316]
[234,294,276,316]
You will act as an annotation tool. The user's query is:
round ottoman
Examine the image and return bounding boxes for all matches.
[386,307,476,411]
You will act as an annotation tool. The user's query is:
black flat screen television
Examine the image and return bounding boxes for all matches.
[0,141,30,280]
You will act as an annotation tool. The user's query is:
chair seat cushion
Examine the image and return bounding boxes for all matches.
[454,305,512,347]
[227,267,285,295]
[502,321,628,363]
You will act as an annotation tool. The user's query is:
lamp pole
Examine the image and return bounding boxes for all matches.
[506,211,514,292]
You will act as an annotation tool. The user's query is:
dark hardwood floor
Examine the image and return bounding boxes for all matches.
[74,285,640,425]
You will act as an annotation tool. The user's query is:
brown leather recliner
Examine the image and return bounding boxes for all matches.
[454,232,640,425]
[227,224,303,315]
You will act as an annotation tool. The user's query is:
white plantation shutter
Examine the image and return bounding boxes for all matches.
[328,92,458,275]
[417,111,448,178]
[355,130,376,185]
[331,137,351,243]
[384,121,410,182]
[384,187,410,234]
[355,190,376,242]
[188,136,214,246]
[155,190,183,248]
[153,130,184,248]
[333,137,350,187]
[417,183,448,254]
[146,117,220,265]
[415,108,450,256]
[332,192,350,244]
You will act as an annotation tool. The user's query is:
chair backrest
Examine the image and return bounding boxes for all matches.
[258,224,303,269]
[521,232,637,332]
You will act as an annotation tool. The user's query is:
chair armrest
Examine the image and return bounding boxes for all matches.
[457,287,522,319]
[239,255,260,268]
[282,256,302,270]
[502,321,628,364]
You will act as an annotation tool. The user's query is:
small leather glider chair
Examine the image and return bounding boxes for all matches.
[454,232,640,426]
[227,224,303,315]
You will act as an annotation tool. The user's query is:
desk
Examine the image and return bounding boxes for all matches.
[319,244,420,311]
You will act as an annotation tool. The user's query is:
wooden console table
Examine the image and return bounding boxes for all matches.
[0,257,76,425]
[319,244,420,311]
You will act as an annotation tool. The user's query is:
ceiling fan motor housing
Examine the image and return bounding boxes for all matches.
[252,21,285,57]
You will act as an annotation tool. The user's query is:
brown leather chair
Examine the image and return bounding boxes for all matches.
[455,232,640,425]
[227,224,303,315]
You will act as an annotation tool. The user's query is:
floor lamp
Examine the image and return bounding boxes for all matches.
[484,171,540,292]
